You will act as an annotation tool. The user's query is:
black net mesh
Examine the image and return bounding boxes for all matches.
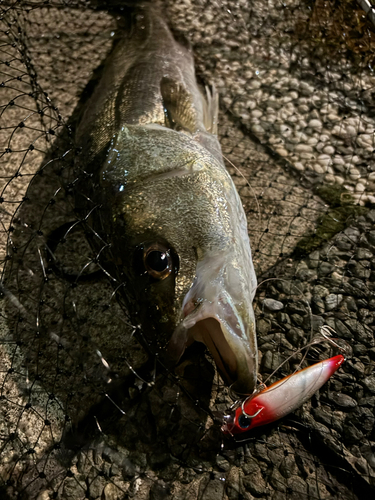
[0,0,375,499]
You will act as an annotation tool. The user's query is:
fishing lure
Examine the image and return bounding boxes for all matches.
[222,354,345,436]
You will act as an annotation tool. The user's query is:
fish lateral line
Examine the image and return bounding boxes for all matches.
[222,354,345,437]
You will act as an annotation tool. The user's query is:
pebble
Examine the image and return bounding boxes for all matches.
[288,135,300,144]
[344,227,360,243]
[277,311,291,326]
[288,112,298,123]
[249,79,262,89]
[351,360,366,378]
[294,162,305,171]
[325,294,343,311]
[314,285,330,298]
[356,248,373,260]
[368,230,375,246]
[347,125,358,137]
[263,298,284,311]
[318,262,334,275]
[216,455,231,472]
[317,154,331,164]
[303,314,325,331]
[295,266,316,281]
[288,90,299,100]
[308,119,322,129]
[246,99,257,109]
[352,193,365,205]
[298,104,309,113]
[276,147,289,157]
[300,152,315,160]
[314,164,325,174]
[286,327,305,346]
[279,124,292,136]
[307,137,318,146]
[312,295,325,315]
[355,183,365,193]
[320,134,330,142]
[251,124,265,135]
[325,174,336,183]
[312,408,344,433]
[269,135,283,145]
[330,393,358,409]
[323,145,335,155]
[357,134,373,149]
[335,175,344,184]
[328,113,341,122]
[362,447,375,470]
[346,296,358,311]
[330,271,343,284]
[367,210,375,223]
[300,81,314,95]
[261,350,285,372]
[353,262,371,279]
[349,167,361,180]
[257,318,272,335]
[332,124,345,137]
[308,250,320,268]
[344,423,364,443]
[347,154,361,165]
[362,376,375,394]
[357,177,367,185]
[286,300,309,316]
[294,144,313,153]
[310,109,321,120]
[36,492,50,500]
[333,156,345,165]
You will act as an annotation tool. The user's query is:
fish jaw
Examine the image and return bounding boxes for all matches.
[168,251,258,395]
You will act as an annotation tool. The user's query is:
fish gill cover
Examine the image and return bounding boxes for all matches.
[0,0,374,499]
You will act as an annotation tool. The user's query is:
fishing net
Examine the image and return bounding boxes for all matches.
[0,0,374,498]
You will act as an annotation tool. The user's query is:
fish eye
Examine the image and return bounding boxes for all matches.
[237,414,252,430]
[143,243,173,280]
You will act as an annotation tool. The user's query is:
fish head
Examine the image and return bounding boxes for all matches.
[96,125,258,394]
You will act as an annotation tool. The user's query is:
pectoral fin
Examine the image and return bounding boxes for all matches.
[160,77,198,133]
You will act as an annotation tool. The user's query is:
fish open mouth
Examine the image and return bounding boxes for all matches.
[188,317,238,384]
[167,293,258,395]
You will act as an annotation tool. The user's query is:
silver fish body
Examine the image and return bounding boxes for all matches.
[74,1,258,394]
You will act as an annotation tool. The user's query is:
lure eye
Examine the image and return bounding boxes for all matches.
[143,244,173,280]
[237,413,252,430]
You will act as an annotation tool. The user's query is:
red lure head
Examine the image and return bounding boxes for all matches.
[221,397,265,436]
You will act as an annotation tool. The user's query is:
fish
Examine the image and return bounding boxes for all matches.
[221,354,345,436]
[71,0,258,394]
